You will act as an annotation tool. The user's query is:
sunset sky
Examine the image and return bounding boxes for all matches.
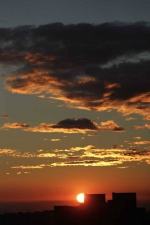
[0,0,150,204]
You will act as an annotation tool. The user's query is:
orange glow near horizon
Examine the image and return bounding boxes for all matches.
[76,193,84,203]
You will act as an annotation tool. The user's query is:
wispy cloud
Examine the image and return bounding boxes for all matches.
[51,160,121,167]
[132,125,144,130]
[11,164,49,169]
[17,172,21,175]
[143,115,150,121]
[87,133,98,136]
[125,117,135,121]
[37,153,56,158]
[1,122,30,129]
[0,22,149,116]
[2,145,150,168]
[133,141,150,145]
[0,148,19,156]
[51,139,60,142]
[50,146,150,166]
[0,148,35,158]
[134,136,141,140]
[132,124,150,129]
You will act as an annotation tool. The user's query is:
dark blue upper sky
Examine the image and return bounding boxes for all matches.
[0,0,150,27]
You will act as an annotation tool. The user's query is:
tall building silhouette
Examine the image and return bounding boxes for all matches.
[54,192,146,225]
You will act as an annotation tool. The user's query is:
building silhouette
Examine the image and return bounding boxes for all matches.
[0,192,149,225]
[84,193,106,209]
[54,192,146,225]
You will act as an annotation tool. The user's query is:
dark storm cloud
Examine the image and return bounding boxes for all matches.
[0,22,150,115]
[1,22,150,58]
[52,118,98,130]
[113,126,125,132]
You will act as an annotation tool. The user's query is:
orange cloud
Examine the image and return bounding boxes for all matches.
[146,160,150,164]
[105,83,121,89]
[133,141,150,145]
[145,124,150,129]
[99,120,125,132]
[0,148,36,158]
[132,125,144,130]
[11,165,47,169]
[125,117,135,121]
[0,148,19,156]
[51,160,121,167]
[132,124,150,129]
[37,153,56,158]
[51,139,60,142]
[143,115,150,120]
[134,136,141,140]
[1,122,30,129]
[87,133,98,136]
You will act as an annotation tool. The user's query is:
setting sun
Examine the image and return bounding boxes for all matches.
[76,193,84,203]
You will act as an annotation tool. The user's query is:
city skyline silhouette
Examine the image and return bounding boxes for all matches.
[0,191,150,225]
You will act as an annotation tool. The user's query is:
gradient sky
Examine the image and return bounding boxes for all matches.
[0,0,150,204]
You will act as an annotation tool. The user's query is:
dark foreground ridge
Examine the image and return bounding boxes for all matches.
[0,192,150,225]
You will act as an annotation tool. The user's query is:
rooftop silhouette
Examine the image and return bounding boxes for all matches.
[0,192,150,225]
[54,192,148,225]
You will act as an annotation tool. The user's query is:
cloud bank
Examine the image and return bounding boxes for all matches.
[1,118,125,133]
[0,22,150,116]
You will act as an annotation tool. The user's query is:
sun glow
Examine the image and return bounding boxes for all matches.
[76,193,84,203]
